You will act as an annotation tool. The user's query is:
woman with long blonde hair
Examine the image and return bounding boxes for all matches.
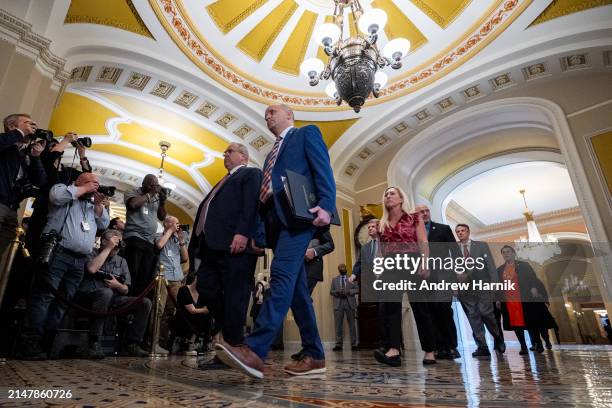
[375,186,436,366]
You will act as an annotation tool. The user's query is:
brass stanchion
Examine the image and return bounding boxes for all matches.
[0,226,28,308]
[149,264,166,357]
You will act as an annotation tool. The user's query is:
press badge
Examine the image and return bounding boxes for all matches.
[167,250,173,257]
[143,207,149,215]
[81,220,91,231]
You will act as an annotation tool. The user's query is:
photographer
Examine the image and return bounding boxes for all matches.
[123,174,167,297]
[74,229,151,359]
[155,216,188,351]
[28,131,92,257]
[19,172,109,360]
[1,113,46,264]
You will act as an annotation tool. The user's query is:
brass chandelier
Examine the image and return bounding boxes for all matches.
[299,0,410,112]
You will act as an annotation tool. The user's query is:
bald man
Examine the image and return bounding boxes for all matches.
[20,172,109,360]
[215,105,336,378]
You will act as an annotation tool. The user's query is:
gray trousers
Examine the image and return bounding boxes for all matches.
[334,299,357,346]
[460,291,502,349]
[74,288,152,344]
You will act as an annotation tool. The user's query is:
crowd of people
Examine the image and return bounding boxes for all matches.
[352,187,559,366]
[0,107,560,380]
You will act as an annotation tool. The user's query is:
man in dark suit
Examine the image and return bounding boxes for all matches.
[455,223,505,357]
[330,264,358,350]
[188,142,262,352]
[216,104,336,379]
[305,228,335,294]
[351,218,379,283]
[415,205,462,360]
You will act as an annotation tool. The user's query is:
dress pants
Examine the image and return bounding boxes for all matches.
[124,237,158,297]
[410,301,437,353]
[245,207,323,360]
[379,302,402,350]
[196,239,257,346]
[460,291,502,349]
[334,299,357,347]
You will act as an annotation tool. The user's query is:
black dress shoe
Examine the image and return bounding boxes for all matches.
[519,348,529,355]
[494,341,506,354]
[472,348,491,358]
[422,358,437,365]
[374,349,401,367]
[436,350,451,360]
[529,346,535,351]
[291,350,304,361]
[332,345,342,351]
[535,344,544,353]
[545,342,553,350]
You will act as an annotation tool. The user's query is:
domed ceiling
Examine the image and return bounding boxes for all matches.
[151,0,529,110]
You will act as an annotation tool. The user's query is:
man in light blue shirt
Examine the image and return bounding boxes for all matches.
[20,172,109,360]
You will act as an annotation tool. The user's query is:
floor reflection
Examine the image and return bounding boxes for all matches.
[1,344,612,407]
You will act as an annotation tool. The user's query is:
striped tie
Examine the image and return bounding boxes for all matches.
[259,135,282,203]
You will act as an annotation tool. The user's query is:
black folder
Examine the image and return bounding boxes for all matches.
[283,170,340,226]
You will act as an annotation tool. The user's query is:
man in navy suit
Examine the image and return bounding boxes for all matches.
[188,143,262,353]
[216,105,336,379]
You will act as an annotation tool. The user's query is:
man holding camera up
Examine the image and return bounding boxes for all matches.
[0,114,46,268]
[20,172,109,359]
[28,131,92,258]
[123,174,167,297]
[75,229,152,359]
[155,215,188,351]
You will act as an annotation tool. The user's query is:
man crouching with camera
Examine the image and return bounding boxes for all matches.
[19,172,109,360]
[74,229,152,359]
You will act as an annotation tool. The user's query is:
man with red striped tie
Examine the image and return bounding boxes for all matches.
[215,104,336,379]
[188,143,262,367]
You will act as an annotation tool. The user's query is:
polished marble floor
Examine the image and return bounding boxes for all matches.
[1,344,612,407]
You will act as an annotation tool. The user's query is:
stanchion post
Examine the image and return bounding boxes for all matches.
[0,226,26,308]
[149,264,166,357]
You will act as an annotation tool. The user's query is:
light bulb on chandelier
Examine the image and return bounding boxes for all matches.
[300,0,410,112]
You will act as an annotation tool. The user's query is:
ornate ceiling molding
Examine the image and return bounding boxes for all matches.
[150,0,532,111]
[64,0,154,38]
[0,9,69,89]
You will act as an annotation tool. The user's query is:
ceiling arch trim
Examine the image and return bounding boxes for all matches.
[436,151,564,224]
[150,0,530,110]
[61,149,202,219]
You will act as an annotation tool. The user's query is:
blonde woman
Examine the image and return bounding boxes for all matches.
[376,187,436,366]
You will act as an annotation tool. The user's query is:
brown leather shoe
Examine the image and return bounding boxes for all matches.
[284,356,326,376]
[215,342,264,379]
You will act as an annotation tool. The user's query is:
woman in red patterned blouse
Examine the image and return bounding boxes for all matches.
[374,186,432,367]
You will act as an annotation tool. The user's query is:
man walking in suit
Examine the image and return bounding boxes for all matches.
[288,227,335,360]
[415,205,462,360]
[188,143,262,354]
[215,104,335,379]
[331,264,358,350]
[455,224,505,357]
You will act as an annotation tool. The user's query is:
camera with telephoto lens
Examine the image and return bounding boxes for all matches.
[97,185,116,197]
[93,272,126,284]
[13,178,40,201]
[38,231,62,265]
[31,128,54,143]
[71,137,92,148]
